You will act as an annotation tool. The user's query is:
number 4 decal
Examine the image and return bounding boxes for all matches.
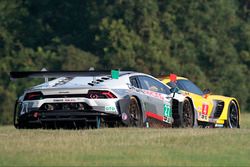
[202,104,208,115]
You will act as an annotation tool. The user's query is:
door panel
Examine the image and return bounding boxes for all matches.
[177,80,214,122]
[137,76,169,117]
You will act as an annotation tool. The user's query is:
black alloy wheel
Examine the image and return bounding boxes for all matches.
[182,99,194,127]
[227,101,239,128]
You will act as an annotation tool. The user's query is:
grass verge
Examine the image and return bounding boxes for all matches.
[0,113,250,166]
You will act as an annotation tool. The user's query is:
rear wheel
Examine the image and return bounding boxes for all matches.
[15,121,30,129]
[226,101,239,128]
[182,99,194,127]
[128,97,143,127]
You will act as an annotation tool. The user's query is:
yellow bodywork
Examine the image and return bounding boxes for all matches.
[160,76,240,126]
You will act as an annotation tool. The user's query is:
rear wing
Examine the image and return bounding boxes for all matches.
[10,70,114,79]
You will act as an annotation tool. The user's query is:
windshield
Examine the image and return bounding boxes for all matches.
[177,79,203,95]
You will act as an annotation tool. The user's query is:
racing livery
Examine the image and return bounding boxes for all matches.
[159,75,240,128]
[10,70,185,129]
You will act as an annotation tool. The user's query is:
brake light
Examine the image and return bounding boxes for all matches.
[24,92,43,101]
[101,91,116,98]
[88,90,117,99]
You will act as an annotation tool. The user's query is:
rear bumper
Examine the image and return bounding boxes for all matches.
[17,109,121,128]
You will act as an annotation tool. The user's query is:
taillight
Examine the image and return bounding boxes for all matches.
[88,90,117,99]
[24,92,43,101]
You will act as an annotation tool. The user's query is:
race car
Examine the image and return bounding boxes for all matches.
[10,70,185,129]
[158,74,240,128]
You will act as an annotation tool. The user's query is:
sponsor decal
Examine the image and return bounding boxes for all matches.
[20,103,28,115]
[143,90,164,100]
[105,106,116,112]
[53,99,63,102]
[163,104,172,117]
[163,116,172,124]
[64,99,76,102]
[53,98,76,102]
[163,104,172,124]
[122,113,128,120]
[199,103,209,121]
[202,104,209,115]
[58,91,69,94]
[215,124,224,128]
[200,114,208,120]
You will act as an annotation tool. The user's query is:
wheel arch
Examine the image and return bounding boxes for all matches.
[232,99,240,128]
[232,99,240,114]
[225,99,240,119]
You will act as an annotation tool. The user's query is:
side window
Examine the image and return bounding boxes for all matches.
[138,76,170,94]
[129,77,139,88]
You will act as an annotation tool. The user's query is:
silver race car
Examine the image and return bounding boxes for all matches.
[10,70,185,129]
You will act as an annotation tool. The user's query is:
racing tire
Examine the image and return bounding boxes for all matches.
[181,99,194,128]
[128,97,143,127]
[226,101,240,128]
[15,121,27,129]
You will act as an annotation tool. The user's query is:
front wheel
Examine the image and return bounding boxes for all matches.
[226,101,240,128]
[181,99,194,127]
[128,97,143,127]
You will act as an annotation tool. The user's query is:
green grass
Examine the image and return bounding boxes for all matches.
[1,113,250,167]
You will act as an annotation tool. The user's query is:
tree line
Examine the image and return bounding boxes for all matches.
[0,0,249,124]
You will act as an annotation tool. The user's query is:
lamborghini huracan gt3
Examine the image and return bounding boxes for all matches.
[10,70,185,129]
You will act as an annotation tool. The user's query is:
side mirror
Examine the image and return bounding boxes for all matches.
[170,87,179,93]
[203,88,211,95]
[168,81,177,89]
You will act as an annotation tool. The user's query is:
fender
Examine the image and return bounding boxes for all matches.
[117,95,130,125]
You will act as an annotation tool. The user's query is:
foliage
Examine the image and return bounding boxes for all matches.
[0,0,249,124]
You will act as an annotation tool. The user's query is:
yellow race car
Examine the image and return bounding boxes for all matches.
[159,74,240,128]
